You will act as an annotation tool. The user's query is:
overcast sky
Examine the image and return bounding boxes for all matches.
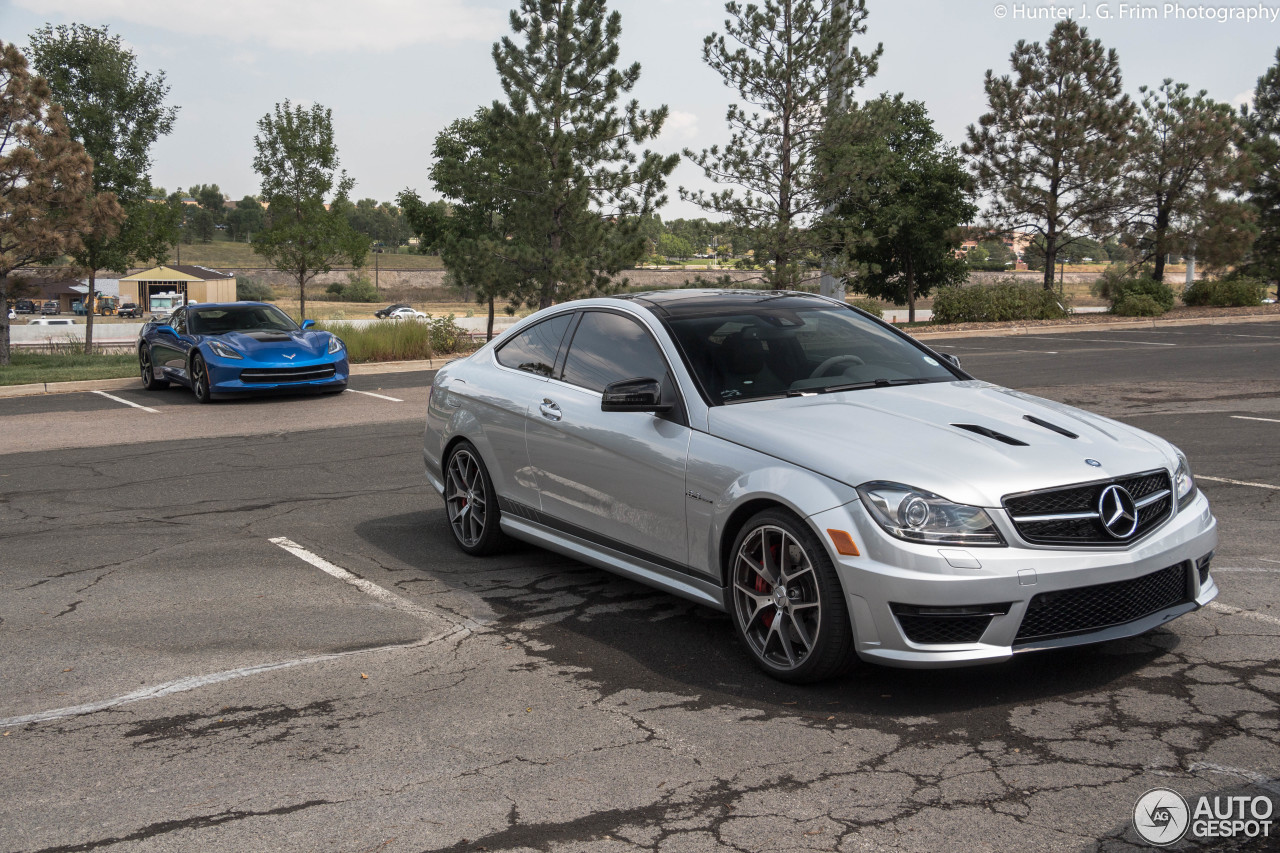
[5,0,1279,220]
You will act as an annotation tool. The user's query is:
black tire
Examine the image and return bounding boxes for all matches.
[443,441,510,556]
[139,346,169,390]
[190,352,213,404]
[728,508,854,683]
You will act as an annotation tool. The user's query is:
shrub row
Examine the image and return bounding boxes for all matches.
[1183,277,1267,307]
[1090,269,1176,316]
[931,280,1070,324]
[324,274,379,303]
[319,315,470,363]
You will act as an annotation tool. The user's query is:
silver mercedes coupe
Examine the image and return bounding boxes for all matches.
[423,290,1218,682]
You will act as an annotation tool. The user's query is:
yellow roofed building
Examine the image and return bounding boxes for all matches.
[118,265,236,313]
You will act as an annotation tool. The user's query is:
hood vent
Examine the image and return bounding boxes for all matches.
[1023,414,1079,439]
[951,423,1029,446]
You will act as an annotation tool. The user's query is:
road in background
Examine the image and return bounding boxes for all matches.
[1,322,1276,852]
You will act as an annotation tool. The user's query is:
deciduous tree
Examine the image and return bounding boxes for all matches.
[29,23,177,351]
[251,100,368,320]
[0,41,105,364]
[964,19,1134,290]
[684,0,881,287]
[823,96,973,320]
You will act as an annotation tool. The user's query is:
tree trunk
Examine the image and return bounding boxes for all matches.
[84,268,97,354]
[1152,206,1170,282]
[0,279,10,366]
[486,295,494,342]
[298,273,307,321]
[1042,231,1057,291]
[906,257,916,323]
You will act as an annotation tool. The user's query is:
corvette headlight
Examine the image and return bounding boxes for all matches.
[1174,452,1197,510]
[857,481,1005,547]
[328,334,344,355]
[208,340,242,360]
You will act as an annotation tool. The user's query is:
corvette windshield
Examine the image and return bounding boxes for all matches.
[664,301,957,404]
[190,305,299,335]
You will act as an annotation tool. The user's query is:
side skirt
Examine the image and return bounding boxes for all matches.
[498,514,727,612]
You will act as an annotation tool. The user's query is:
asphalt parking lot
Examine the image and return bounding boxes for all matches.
[1,321,1277,852]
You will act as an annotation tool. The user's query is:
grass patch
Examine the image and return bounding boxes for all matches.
[0,350,136,386]
[319,316,473,363]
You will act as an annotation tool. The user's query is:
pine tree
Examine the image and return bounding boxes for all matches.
[1242,48,1280,300]
[486,0,678,310]
[964,19,1134,290]
[28,24,177,351]
[0,41,107,365]
[684,0,881,288]
[1126,80,1250,281]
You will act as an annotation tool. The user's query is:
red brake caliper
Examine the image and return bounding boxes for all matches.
[755,544,778,628]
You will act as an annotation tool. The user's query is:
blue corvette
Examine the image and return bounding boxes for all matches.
[138,302,349,402]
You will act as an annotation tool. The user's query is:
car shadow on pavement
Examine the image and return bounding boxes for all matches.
[354,510,1175,724]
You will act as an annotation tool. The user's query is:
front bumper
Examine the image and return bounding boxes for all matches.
[808,491,1218,668]
[205,354,350,393]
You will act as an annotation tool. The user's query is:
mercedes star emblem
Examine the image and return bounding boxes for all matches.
[1098,484,1139,538]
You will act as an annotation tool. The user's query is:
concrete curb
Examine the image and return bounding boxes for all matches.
[2,311,1277,399]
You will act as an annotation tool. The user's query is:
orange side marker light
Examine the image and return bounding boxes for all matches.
[826,529,860,556]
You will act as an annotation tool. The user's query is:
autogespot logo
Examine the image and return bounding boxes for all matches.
[1134,788,1189,846]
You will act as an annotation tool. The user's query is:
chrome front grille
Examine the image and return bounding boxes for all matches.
[1003,470,1173,546]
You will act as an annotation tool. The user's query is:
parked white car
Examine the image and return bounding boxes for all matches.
[385,307,427,321]
[27,317,76,326]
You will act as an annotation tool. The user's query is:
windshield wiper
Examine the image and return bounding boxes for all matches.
[813,377,937,395]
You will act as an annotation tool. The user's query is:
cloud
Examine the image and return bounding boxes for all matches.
[660,110,699,142]
[1233,90,1255,108]
[15,0,507,53]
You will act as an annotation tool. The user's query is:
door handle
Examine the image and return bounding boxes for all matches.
[539,399,562,421]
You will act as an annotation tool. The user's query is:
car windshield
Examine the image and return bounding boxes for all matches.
[663,299,958,404]
[189,305,299,335]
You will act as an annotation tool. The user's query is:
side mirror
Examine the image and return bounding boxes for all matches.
[156,324,178,337]
[601,377,672,413]
[938,352,961,368]
[300,319,315,330]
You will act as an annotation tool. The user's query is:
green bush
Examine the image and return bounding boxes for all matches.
[931,280,1070,324]
[1112,294,1165,316]
[1182,277,1265,307]
[318,314,470,363]
[322,274,379,303]
[1091,269,1174,314]
[235,276,274,302]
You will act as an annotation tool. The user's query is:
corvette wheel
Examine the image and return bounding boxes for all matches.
[190,353,213,404]
[729,509,853,683]
[139,346,168,390]
[444,442,509,556]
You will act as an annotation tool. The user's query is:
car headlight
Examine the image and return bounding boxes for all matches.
[857,481,1005,547]
[1174,452,1196,510]
[208,340,242,360]
[328,334,344,354]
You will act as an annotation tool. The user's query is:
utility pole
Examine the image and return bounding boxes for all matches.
[819,0,849,300]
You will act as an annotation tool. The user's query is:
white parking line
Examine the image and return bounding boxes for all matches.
[344,389,404,402]
[1231,415,1280,424]
[1198,475,1280,490]
[1212,567,1280,573]
[92,391,158,413]
[1021,336,1176,347]
[1208,601,1280,628]
[269,537,483,630]
[0,635,459,728]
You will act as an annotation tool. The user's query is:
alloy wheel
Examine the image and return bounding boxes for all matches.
[445,448,488,548]
[732,524,823,671]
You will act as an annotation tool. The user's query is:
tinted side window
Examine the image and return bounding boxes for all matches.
[170,309,187,334]
[560,311,668,393]
[495,313,572,377]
